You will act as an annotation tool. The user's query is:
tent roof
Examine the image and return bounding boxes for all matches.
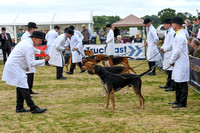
[112,14,144,27]
[0,11,93,26]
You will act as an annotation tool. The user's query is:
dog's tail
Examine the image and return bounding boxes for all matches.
[139,65,156,77]
[126,57,135,60]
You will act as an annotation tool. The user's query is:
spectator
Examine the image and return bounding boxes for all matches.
[115,35,124,44]
[11,38,16,47]
[81,24,92,45]
[45,29,49,34]
[182,25,189,38]
[191,38,200,58]
[191,18,200,38]
[188,37,194,55]
[114,27,120,39]
[185,19,193,36]
[17,28,24,39]
[134,33,143,43]
[130,35,135,43]
[196,16,200,41]
[0,27,12,64]
[100,33,106,44]
[99,27,104,35]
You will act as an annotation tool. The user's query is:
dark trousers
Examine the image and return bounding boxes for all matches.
[56,66,63,79]
[174,82,188,107]
[166,70,172,87]
[148,61,156,74]
[16,87,37,110]
[2,48,11,64]
[69,62,82,73]
[27,73,34,93]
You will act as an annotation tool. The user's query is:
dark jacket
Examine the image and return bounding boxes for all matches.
[187,25,193,36]
[0,33,12,50]
[134,38,143,43]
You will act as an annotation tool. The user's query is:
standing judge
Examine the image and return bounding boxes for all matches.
[105,24,115,56]
[2,31,50,113]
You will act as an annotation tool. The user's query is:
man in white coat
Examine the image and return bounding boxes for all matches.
[159,18,175,92]
[105,24,115,56]
[144,18,161,75]
[169,16,190,109]
[65,29,84,74]
[21,22,44,94]
[2,31,50,113]
[45,25,59,55]
[48,28,68,80]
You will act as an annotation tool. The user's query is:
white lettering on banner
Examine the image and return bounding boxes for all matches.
[84,43,146,60]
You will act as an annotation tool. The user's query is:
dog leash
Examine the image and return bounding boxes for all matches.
[72,48,85,57]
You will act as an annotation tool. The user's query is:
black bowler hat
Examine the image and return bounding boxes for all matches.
[64,27,70,33]
[54,25,60,30]
[143,18,152,24]
[163,18,172,24]
[69,25,75,30]
[30,31,44,39]
[1,27,6,31]
[171,16,184,25]
[106,24,111,28]
[27,22,38,28]
[66,29,74,35]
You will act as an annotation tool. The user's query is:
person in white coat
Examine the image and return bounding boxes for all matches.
[69,25,85,58]
[105,24,115,56]
[21,22,44,94]
[169,16,190,109]
[144,18,161,75]
[65,29,84,74]
[45,25,59,55]
[159,18,175,92]
[2,31,50,113]
[48,28,68,79]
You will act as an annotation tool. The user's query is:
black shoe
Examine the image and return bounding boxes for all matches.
[159,85,170,89]
[80,70,85,73]
[172,104,185,109]
[30,91,39,94]
[16,108,30,113]
[147,72,156,76]
[165,88,175,92]
[168,101,178,105]
[31,107,47,114]
[66,72,73,74]
[57,76,67,80]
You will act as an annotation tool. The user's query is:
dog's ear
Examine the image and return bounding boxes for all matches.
[95,65,101,73]
[92,64,95,67]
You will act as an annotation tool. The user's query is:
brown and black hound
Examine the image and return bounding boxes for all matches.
[95,54,137,74]
[82,61,132,95]
[87,64,154,110]
[84,50,94,56]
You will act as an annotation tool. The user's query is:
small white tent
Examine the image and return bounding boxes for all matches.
[0,11,94,42]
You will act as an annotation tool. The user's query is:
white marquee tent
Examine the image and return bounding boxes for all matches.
[0,11,94,42]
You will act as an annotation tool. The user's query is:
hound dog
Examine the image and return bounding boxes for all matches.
[87,64,154,110]
[95,54,137,74]
[82,61,132,95]
[84,50,94,56]
[82,55,98,66]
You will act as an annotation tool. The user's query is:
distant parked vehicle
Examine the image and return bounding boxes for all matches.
[156,25,166,40]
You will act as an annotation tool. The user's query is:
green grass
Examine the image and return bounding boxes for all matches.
[0,60,200,133]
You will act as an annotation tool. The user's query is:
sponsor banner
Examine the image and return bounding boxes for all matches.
[84,43,146,60]
[35,46,48,57]
[189,56,200,90]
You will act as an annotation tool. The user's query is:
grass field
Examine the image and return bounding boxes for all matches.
[0,60,200,133]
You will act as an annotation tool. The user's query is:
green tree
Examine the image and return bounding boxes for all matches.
[157,8,176,22]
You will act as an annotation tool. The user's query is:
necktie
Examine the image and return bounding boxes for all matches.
[167,31,169,34]
[174,33,176,37]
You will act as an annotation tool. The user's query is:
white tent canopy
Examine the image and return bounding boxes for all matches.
[0,11,94,42]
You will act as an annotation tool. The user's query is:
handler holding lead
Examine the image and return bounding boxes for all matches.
[159,18,175,92]
[2,31,50,113]
[144,18,161,75]
[105,24,115,56]
[169,16,189,109]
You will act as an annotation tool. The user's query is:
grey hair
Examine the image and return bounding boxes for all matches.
[185,19,191,25]
[192,38,200,46]
[188,37,193,42]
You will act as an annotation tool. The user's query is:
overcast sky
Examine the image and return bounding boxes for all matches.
[0,0,200,18]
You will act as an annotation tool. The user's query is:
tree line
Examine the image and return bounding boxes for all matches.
[93,8,198,31]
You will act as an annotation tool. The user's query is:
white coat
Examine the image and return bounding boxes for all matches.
[2,39,45,88]
[45,29,58,55]
[161,27,175,70]
[146,24,161,61]
[49,34,66,67]
[170,29,189,83]
[65,34,82,63]
[74,30,85,57]
[21,31,41,74]
[106,29,115,56]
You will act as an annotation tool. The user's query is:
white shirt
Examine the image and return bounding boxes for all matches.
[106,29,115,56]
[2,39,45,88]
